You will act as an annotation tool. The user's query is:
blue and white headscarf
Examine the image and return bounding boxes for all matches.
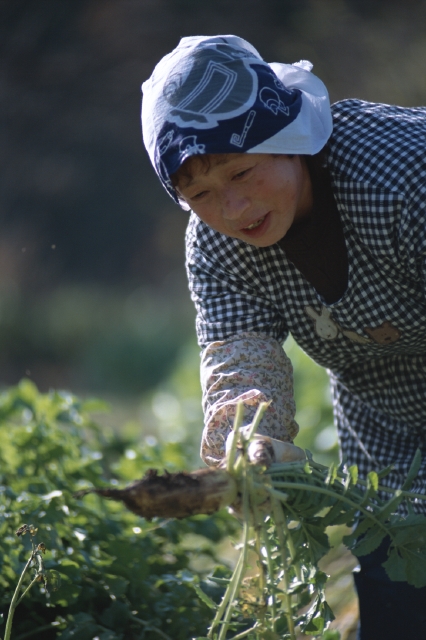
[141,35,333,206]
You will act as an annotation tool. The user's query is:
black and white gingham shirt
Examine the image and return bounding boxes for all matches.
[186,99,426,508]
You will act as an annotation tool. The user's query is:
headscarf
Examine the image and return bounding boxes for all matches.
[141,35,332,207]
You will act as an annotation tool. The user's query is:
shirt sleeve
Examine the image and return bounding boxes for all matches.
[200,331,299,466]
[185,213,289,348]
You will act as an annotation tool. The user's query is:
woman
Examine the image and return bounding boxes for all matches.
[142,34,426,639]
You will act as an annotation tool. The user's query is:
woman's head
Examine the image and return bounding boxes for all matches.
[141,35,332,207]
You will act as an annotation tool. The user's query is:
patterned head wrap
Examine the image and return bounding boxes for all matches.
[141,35,332,206]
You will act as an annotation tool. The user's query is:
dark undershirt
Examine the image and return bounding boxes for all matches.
[277,152,348,304]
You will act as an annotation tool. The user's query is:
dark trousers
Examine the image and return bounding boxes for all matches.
[353,539,426,640]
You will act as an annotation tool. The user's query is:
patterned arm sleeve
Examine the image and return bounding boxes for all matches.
[200,332,299,467]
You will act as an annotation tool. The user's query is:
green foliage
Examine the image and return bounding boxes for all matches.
[202,408,426,639]
[0,380,236,639]
[2,381,423,639]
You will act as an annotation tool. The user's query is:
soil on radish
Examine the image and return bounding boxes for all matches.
[75,467,237,519]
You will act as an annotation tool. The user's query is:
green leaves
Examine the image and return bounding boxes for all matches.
[344,527,387,557]
[378,514,426,588]
[300,524,330,565]
[1,380,425,639]
[0,381,234,639]
[366,471,379,492]
[269,448,426,589]
[322,630,341,640]
[381,544,426,589]
[216,435,426,638]
[402,449,422,492]
[300,598,335,636]
[390,514,426,546]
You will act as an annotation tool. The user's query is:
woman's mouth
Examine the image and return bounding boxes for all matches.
[240,213,271,239]
[244,216,265,230]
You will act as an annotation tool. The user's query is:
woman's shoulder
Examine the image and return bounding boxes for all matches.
[328,99,426,194]
[331,98,426,125]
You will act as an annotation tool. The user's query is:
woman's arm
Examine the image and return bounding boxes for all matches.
[186,215,300,466]
[200,331,299,466]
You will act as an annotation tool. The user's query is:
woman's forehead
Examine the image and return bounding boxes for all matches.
[175,153,242,187]
[185,153,236,170]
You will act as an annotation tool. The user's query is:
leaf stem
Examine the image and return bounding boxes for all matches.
[243,402,270,442]
[246,473,267,620]
[226,401,245,474]
[4,553,35,640]
[15,574,41,607]
[280,506,301,582]
[129,615,173,639]
[207,548,244,638]
[271,498,297,640]
[264,482,397,545]
[260,518,277,628]
[217,471,251,640]
[268,461,426,502]
[14,622,61,640]
[208,465,251,640]
[228,623,259,639]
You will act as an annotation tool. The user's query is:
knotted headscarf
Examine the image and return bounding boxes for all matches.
[142,35,332,206]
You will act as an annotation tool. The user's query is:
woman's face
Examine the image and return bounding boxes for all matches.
[175,153,313,247]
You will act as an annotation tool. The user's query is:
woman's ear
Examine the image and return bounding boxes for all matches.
[177,195,191,211]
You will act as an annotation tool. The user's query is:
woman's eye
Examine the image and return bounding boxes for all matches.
[192,190,208,200]
[233,168,251,179]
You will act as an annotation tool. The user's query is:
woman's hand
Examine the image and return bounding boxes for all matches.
[225,427,305,467]
[224,429,305,519]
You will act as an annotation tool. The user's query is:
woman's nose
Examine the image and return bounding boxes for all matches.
[221,187,250,220]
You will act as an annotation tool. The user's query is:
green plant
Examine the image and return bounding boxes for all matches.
[2,382,424,639]
[200,404,426,639]
[80,402,426,639]
[3,524,61,640]
[0,380,237,639]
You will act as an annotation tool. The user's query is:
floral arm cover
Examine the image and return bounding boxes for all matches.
[200,331,299,467]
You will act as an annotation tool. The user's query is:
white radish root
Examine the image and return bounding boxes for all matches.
[75,467,238,519]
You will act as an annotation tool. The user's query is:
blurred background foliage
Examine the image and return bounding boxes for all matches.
[2,0,426,463]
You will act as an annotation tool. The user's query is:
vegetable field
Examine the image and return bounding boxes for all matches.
[1,381,425,639]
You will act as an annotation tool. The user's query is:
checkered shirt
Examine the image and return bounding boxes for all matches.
[185,99,426,511]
